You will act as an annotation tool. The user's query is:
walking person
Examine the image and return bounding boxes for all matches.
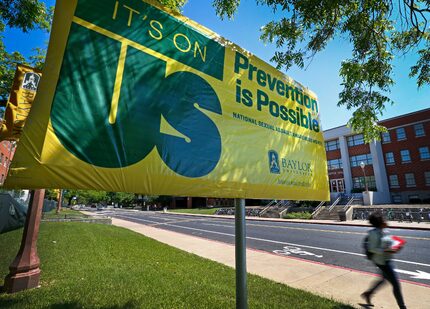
[361,212,407,309]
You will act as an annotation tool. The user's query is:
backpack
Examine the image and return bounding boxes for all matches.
[363,235,373,260]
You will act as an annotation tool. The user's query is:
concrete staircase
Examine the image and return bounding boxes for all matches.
[261,205,289,218]
[260,200,292,218]
[314,205,345,220]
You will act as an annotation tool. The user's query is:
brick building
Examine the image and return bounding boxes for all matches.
[324,108,430,204]
[0,141,15,185]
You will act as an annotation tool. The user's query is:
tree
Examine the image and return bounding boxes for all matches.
[108,192,136,206]
[0,0,51,100]
[173,0,430,141]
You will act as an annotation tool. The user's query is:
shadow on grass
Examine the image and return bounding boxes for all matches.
[0,297,141,309]
[49,300,140,309]
[0,297,20,308]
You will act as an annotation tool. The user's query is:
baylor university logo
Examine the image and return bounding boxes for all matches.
[268,150,280,174]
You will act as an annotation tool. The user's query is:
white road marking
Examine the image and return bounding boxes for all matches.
[395,269,430,280]
[113,214,430,268]
[273,246,323,258]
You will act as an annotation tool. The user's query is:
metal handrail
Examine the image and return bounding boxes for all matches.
[275,200,286,207]
[311,201,325,218]
[346,197,355,207]
[260,200,276,215]
[328,197,341,212]
[279,206,291,218]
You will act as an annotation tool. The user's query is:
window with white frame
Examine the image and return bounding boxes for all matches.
[325,140,340,151]
[385,152,395,165]
[381,132,391,143]
[396,127,407,140]
[405,173,416,187]
[425,172,430,186]
[400,149,411,163]
[347,134,364,147]
[352,176,376,189]
[419,147,430,160]
[414,123,425,137]
[350,153,372,167]
[327,158,343,170]
[389,175,399,188]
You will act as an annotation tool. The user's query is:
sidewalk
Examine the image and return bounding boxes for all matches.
[110,217,430,309]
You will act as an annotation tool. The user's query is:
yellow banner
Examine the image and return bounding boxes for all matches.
[5,0,329,201]
[0,64,42,141]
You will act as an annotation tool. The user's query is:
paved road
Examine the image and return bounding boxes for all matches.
[94,209,430,285]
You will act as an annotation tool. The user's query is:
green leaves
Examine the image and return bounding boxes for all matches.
[157,0,187,12]
[0,1,52,100]
[0,0,51,32]
[212,0,241,19]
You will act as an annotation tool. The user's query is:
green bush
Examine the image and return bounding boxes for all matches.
[283,211,313,219]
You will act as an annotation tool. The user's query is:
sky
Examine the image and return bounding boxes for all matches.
[3,0,429,130]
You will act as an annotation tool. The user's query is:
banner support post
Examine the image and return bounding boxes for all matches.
[235,198,248,309]
[4,189,45,293]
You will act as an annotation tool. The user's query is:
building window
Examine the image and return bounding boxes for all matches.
[347,134,364,147]
[4,157,8,167]
[327,158,343,170]
[0,153,3,166]
[425,172,430,186]
[385,152,395,165]
[352,176,376,189]
[405,173,416,187]
[325,140,340,151]
[408,195,421,204]
[414,123,425,137]
[350,153,372,167]
[381,132,391,143]
[389,175,399,188]
[396,127,406,140]
[419,147,430,160]
[400,150,411,163]
[392,194,402,204]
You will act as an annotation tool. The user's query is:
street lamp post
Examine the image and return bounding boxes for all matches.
[359,161,368,192]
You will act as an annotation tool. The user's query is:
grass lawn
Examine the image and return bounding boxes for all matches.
[169,207,221,215]
[42,208,86,220]
[0,222,351,308]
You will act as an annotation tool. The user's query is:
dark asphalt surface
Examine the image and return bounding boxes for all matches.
[94,209,430,286]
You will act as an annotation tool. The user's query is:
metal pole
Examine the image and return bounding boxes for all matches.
[5,189,45,293]
[362,167,368,192]
[235,198,248,309]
